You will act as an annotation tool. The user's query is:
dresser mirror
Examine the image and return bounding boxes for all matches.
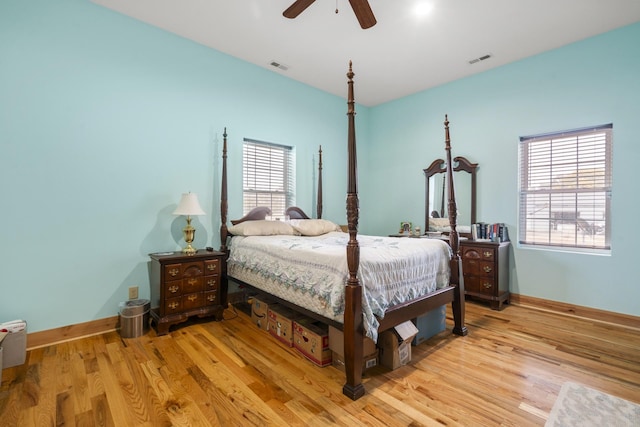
[424,156,478,235]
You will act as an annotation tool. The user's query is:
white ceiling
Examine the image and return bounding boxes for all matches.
[91,0,640,107]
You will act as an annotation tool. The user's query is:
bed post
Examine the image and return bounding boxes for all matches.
[317,145,323,219]
[220,128,229,253]
[343,61,365,400]
[444,116,468,336]
[219,128,229,308]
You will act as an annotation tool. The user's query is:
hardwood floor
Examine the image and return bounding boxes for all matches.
[1,301,638,426]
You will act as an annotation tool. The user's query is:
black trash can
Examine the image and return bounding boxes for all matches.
[119,299,150,338]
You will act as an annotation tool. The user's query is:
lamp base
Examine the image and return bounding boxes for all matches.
[182,244,197,255]
[182,217,197,255]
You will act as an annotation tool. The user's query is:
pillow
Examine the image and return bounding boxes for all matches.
[429,217,452,232]
[290,219,342,236]
[428,218,472,234]
[228,220,298,236]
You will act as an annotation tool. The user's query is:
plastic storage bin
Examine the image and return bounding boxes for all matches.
[0,320,27,368]
[119,299,150,338]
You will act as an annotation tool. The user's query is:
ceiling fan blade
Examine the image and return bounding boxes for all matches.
[283,0,317,19]
[348,0,377,29]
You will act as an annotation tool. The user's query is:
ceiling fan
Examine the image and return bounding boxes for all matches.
[283,0,377,29]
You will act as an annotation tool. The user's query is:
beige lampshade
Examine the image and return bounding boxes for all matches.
[173,192,205,216]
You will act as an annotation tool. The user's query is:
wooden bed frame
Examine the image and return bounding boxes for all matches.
[219,62,467,400]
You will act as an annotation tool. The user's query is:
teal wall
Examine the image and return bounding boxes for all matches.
[1,0,637,333]
[361,23,640,317]
[0,0,363,333]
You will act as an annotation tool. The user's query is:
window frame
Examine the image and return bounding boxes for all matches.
[242,138,295,218]
[518,124,612,254]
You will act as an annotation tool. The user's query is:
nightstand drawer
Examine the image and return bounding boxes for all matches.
[204,290,218,306]
[465,276,495,295]
[182,261,204,278]
[182,292,204,310]
[204,259,220,276]
[204,275,219,291]
[165,263,182,280]
[183,277,203,294]
[165,297,182,313]
[165,281,182,296]
[464,259,495,277]
[462,246,495,261]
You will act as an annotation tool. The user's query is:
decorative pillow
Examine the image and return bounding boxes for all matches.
[228,220,298,236]
[290,219,342,236]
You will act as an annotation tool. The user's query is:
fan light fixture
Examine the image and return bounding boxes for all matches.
[283,0,377,29]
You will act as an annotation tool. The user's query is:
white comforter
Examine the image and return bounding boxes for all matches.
[228,231,451,341]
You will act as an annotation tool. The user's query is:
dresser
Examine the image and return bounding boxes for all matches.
[149,250,227,335]
[459,240,510,310]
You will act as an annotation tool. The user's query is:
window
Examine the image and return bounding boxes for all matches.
[518,124,612,253]
[242,139,295,218]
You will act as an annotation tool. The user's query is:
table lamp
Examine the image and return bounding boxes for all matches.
[173,192,205,254]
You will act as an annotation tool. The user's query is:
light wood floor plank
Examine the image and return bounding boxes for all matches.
[91,392,115,427]
[94,341,137,427]
[174,330,288,425]
[33,342,58,426]
[150,338,224,426]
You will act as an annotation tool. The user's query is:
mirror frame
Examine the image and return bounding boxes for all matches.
[424,156,478,232]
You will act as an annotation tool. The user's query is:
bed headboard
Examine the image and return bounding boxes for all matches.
[285,206,310,219]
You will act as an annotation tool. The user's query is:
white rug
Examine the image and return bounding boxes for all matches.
[546,381,640,427]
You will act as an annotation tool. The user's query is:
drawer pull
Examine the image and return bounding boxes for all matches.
[207,294,216,302]
[483,265,492,273]
[207,279,216,287]
[207,264,217,271]
[483,282,492,289]
[169,285,179,293]
[188,294,198,302]
[169,268,179,277]
[169,301,179,310]
[483,251,492,258]
[187,278,198,286]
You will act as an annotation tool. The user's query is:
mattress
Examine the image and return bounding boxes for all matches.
[228,231,451,342]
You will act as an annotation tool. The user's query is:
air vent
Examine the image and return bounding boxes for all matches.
[468,54,492,65]
[270,61,289,71]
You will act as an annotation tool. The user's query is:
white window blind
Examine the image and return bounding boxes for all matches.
[518,124,612,252]
[243,139,295,217]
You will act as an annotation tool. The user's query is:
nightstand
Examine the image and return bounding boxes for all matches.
[460,240,510,310]
[149,249,227,335]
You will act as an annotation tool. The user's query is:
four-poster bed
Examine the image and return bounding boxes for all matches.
[218,62,467,400]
